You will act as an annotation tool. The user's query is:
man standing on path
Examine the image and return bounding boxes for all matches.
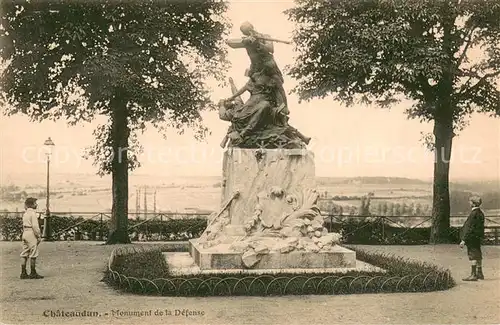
[460,196,485,281]
[20,197,44,279]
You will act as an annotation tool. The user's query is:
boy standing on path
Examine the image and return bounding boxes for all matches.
[20,197,44,279]
[460,196,485,281]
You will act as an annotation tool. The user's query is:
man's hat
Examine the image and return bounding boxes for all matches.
[25,197,37,206]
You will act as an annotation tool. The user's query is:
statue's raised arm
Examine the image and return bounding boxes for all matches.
[226,21,276,54]
[225,38,246,49]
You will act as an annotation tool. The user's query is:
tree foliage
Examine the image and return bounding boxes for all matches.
[287,0,500,125]
[1,0,230,243]
[0,0,230,173]
[287,0,500,243]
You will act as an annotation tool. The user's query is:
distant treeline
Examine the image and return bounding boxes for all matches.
[318,190,500,216]
[316,176,429,186]
[319,194,431,201]
[318,200,433,216]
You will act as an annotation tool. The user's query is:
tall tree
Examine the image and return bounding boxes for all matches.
[287,0,500,243]
[1,0,230,243]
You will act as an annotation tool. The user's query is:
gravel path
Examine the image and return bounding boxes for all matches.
[1,241,499,325]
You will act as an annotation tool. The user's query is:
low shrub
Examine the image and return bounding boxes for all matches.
[325,218,463,245]
[1,213,495,245]
[103,244,455,296]
[0,213,207,242]
[109,243,187,279]
[128,218,206,241]
[110,247,170,279]
[0,216,23,241]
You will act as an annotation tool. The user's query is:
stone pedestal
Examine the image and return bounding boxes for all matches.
[221,148,315,232]
[190,239,356,270]
[190,148,354,270]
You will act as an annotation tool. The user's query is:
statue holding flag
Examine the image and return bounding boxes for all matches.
[219,22,310,149]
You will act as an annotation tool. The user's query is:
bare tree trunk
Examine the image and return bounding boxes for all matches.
[429,17,456,244]
[429,119,454,244]
[106,98,131,244]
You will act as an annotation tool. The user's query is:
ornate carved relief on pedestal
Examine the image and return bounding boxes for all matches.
[197,191,240,249]
[221,148,315,228]
[231,187,342,268]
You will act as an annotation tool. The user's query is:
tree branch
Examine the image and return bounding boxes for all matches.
[456,25,477,68]
[468,70,500,89]
[456,69,500,99]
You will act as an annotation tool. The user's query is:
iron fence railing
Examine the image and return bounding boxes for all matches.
[1,211,499,244]
[0,211,211,219]
[323,214,500,228]
[0,211,210,242]
[323,214,500,245]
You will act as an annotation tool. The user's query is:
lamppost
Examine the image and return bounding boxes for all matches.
[42,137,55,241]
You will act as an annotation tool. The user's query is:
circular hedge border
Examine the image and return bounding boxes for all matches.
[103,245,456,296]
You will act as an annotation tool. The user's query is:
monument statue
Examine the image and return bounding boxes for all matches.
[220,21,311,149]
[226,21,288,108]
[187,22,352,272]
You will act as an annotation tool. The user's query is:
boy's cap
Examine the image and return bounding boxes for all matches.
[25,197,37,206]
[470,196,482,206]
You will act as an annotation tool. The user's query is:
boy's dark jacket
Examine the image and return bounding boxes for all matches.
[461,208,485,244]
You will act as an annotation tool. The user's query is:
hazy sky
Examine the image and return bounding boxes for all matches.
[1,1,499,183]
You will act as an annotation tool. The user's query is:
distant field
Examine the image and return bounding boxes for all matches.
[318,183,431,196]
[1,174,498,216]
[2,180,431,213]
[0,187,221,213]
